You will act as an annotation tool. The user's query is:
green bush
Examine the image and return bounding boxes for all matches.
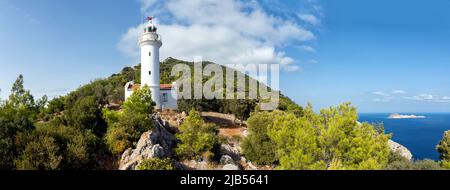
[385,151,414,170]
[65,95,106,136]
[413,159,444,170]
[242,111,285,165]
[14,123,99,170]
[103,87,154,155]
[175,110,219,160]
[137,158,174,170]
[103,110,153,155]
[267,103,390,170]
[39,96,65,121]
[437,130,450,169]
[386,158,444,170]
[122,85,155,115]
[14,135,62,170]
[0,75,39,169]
[104,121,134,155]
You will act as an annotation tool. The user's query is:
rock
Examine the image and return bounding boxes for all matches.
[220,155,235,165]
[118,114,177,170]
[172,161,190,170]
[246,162,258,170]
[239,157,258,170]
[388,140,413,160]
[221,144,241,161]
[222,164,239,170]
[186,160,210,170]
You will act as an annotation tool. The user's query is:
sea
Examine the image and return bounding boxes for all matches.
[359,113,450,160]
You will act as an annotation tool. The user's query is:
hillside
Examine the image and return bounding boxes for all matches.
[82,57,303,120]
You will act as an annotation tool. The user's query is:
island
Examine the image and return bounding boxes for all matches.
[388,113,426,119]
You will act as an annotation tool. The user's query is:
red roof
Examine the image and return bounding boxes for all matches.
[160,84,173,90]
[127,83,173,91]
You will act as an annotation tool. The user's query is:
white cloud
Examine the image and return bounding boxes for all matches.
[373,91,389,97]
[298,14,321,26]
[392,90,407,94]
[118,0,320,72]
[298,45,316,53]
[369,90,450,103]
[404,94,450,103]
[372,98,391,103]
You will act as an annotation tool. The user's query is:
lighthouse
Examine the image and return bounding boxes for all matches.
[124,17,178,110]
[139,17,162,109]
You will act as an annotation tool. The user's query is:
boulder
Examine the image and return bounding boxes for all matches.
[220,155,235,165]
[118,114,177,170]
[388,140,413,160]
[221,144,241,161]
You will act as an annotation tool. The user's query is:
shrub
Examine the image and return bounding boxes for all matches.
[14,123,99,170]
[122,86,155,115]
[385,151,415,170]
[0,75,40,169]
[15,135,62,170]
[103,87,154,155]
[137,158,174,170]
[242,111,286,165]
[437,130,450,169]
[65,95,106,136]
[267,103,390,170]
[413,159,444,170]
[175,110,219,160]
[104,123,133,155]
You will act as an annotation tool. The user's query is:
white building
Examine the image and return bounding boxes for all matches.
[124,17,178,110]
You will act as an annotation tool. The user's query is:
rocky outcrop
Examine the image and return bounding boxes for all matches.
[118,114,177,170]
[222,164,239,170]
[388,140,413,160]
[221,144,241,161]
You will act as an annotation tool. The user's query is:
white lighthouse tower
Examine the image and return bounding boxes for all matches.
[139,17,162,109]
[124,17,177,111]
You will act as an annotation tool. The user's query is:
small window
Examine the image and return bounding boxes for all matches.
[149,52,151,56]
[149,71,151,76]
[162,93,168,102]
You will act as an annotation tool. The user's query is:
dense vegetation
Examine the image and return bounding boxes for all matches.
[242,103,390,170]
[1,58,449,170]
[242,104,449,170]
[0,76,102,169]
[160,58,304,120]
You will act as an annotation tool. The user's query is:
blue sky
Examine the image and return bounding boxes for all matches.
[1,0,450,113]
